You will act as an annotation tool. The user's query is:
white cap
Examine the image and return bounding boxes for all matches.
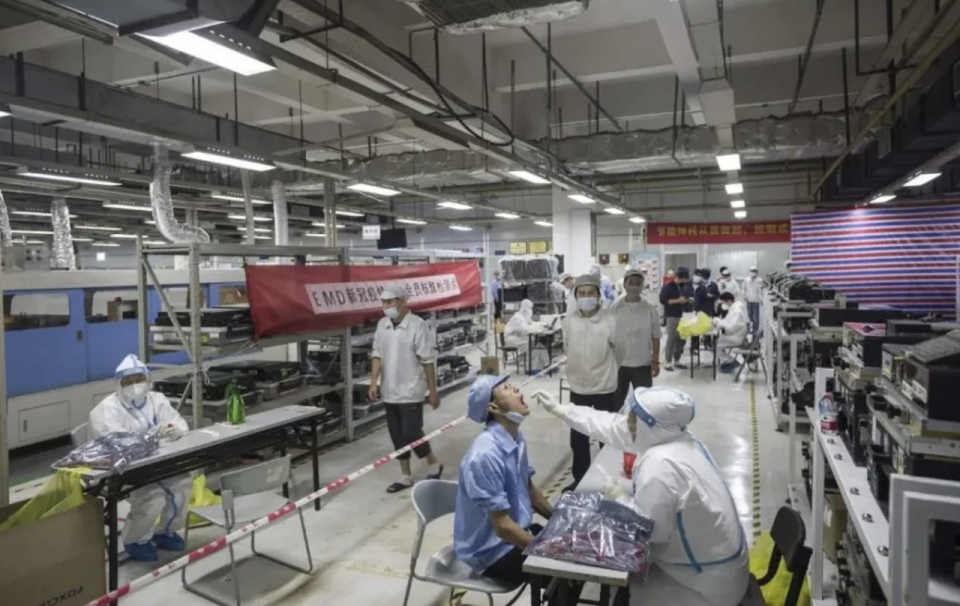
[115,354,149,379]
[379,288,408,301]
[749,266,758,271]
[558,272,572,282]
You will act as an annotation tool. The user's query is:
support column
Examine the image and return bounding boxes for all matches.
[550,186,594,276]
[324,178,337,247]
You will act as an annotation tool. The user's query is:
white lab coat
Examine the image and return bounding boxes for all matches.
[89,390,192,545]
[715,301,749,363]
[558,390,749,606]
[717,278,740,299]
[504,301,550,370]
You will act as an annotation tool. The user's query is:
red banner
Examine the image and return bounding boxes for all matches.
[245,261,483,339]
[647,221,791,244]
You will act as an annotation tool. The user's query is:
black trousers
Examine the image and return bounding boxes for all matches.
[483,523,544,586]
[614,365,653,411]
[494,299,503,321]
[385,403,431,461]
[569,391,619,483]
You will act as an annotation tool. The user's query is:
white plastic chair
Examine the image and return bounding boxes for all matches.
[181,456,313,606]
[70,422,90,447]
[403,480,525,606]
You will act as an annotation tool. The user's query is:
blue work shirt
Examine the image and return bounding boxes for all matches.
[490,278,501,300]
[454,423,535,572]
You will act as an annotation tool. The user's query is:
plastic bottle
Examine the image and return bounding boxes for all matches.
[227,381,246,425]
[818,392,838,434]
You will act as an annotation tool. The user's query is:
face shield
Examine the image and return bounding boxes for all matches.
[626,387,695,452]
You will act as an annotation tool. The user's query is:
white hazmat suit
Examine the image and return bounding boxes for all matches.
[590,265,617,308]
[714,300,749,364]
[533,386,749,606]
[89,354,191,551]
[503,299,550,370]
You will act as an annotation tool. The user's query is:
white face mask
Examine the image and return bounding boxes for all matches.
[384,306,399,320]
[121,383,149,404]
[625,286,642,297]
[504,411,526,425]
[577,297,599,312]
[693,276,703,284]
[722,303,732,311]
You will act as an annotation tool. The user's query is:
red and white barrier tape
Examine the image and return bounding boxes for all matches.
[84,358,565,606]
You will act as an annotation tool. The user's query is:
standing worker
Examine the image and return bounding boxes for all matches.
[744,266,763,336]
[589,264,617,308]
[491,270,503,321]
[611,269,661,407]
[717,267,740,299]
[89,354,191,562]
[659,267,694,372]
[562,274,619,490]
[369,288,444,493]
[551,272,574,315]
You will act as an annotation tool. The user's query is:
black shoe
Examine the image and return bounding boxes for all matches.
[675,362,688,369]
[426,464,444,480]
[664,365,675,372]
[386,481,412,493]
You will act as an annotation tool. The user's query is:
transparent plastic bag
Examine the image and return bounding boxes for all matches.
[0,470,88,531]
[525,492,655,576]
[54,431,161,472]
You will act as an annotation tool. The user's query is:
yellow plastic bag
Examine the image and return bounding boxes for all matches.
[0,469,88,531]
[678,311,713,340]
[187,474,221,528]
[749,532,811,606]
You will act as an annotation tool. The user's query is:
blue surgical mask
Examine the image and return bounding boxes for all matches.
[577,297,598,312]
[384,307,399,320]
[504,411,526,425]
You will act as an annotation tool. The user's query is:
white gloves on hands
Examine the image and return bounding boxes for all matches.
[532,390,565,418]
[598,467,627,500]
[159,423,184,441]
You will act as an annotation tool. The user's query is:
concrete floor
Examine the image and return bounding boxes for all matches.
[8,353,796,606]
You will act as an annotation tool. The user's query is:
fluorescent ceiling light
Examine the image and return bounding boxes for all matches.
[143,240,167,245]
[716,153,741,171]
[237,226,272,233]
[144,31,275,76]
[0,105,10,119]
[311,222,345,228]
[75,224,122,231]
[12,229,53,235]
[397,218,427,225]
[304,232,327,238]
[18,168,122,186]
[904,172,942,187]
[449,225,473,231]
[603,207,626,215]
[144,220,156,225]
[725,183,744,195]
[227,214,271,222]
[730,200,746,209]
[870,194,896,204]
[11,210,78,218]
[24,239,44,244]
[182,149,275,172]
[534,220,553,227]
[335,210,365,217]
[508,170,551,185]
[734,210,748,219]
[211,193,270,205]
[103,202,152,212]
[72,237,93,243]
[254,235,271,241]
[438,201,472,211]
[495,212,520,219]
[568,194,595,204]
[346,183,401,197]
[110,234,140,239]
[629,217,646,224]
[92,242,120,247]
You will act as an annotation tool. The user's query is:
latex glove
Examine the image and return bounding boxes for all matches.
[532,390,565,418]
[159,422,184,441]
[598,467,627,500]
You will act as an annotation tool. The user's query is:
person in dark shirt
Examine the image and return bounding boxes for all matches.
[658,266,694,371]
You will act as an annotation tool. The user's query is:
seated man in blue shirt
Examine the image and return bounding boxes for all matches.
[454,374,554,586]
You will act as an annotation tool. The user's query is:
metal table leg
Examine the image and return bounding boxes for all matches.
[530,574,543,606]
[107,477,121,606]
[312,419,321,511]
[599,583,611,606]
[713,335,718,381]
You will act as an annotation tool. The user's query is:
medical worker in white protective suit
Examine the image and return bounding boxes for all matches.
[532,386,749,606]
[504,299,550,371]
[590,265,617,308]
[89,354,191,562]
[713,291,749,373]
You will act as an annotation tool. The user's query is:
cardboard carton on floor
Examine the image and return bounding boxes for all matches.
[823,492,848,563]
[0,497,107,606]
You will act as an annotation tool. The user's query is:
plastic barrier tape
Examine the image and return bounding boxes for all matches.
[83,357,566,606]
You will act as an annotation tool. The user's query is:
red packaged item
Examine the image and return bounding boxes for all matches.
[622,452,637,479]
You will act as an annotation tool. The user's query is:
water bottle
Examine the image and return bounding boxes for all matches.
[227,381,246,425]
[818,392,838,434]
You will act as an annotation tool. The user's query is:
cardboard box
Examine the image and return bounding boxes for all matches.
[480,356,501,376]
[0,497,107,606]
[823,492,848,563]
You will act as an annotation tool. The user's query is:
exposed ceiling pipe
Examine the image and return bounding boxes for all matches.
[0,187,13,248]
[272,180,289,245]
[150,144,211,243]
[50,197,76,269]
[787,0,826,115]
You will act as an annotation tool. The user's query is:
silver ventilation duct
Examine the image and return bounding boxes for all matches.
[150,144,211,244]
[51,197,76,270]
[0,187,12,248]
[50,0,260,36]
[272,180,289,246]
[401,0,586,34]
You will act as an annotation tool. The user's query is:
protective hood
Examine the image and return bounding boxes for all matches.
[115,354,150,379]
[627,387,695,450]
[589,264,601,276]
[519,299,534,318]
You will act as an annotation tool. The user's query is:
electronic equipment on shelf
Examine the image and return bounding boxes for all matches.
[154,370,256,402]
[899,330,960,422]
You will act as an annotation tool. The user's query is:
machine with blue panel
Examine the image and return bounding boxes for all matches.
[4,269,250,449]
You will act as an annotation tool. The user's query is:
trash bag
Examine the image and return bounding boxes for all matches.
[678,311,713,340]
[187,475,222,528]
[525,492,655,576]
[54,431,160,472]
[749,532,811,606]
[0,470,88,532]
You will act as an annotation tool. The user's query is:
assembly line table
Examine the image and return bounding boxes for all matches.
[66,404,326,606]
[528,327,563,374]
[689,330,719,380]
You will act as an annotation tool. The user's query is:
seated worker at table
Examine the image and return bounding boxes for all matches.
[503,299,550,372]
[88,354,191,563]
[713,292,749,374]
[454,375,553,586]
[532,386,749,606]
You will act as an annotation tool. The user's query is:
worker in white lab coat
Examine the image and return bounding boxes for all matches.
[590,264,617,308]
[713,292,749,372]
[532,386,748,606]
[551,272,574,315]
[504,299,550,371]
[89,354,191,562]
[716,267,741,300]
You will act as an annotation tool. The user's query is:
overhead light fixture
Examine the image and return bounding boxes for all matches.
[495,212,520,219]
[508,170,551,185]
[335,210,365,217]
[92,242,120,247]
[103,202,152,212]
[71,237,93,243]
[725,183,744,195]
[311,222,345,229]
[110,234,140,239]
[904,172,942,187]
[568,194,596,204]
[629,217,646,224]
[143,240,167,245]
[603,207,626,215]
[144,220,156,225]
[144,30,276,76]
[734,210,748,219]
[254,235,271,240]
[304,232,327,238]
[716,153,742,172]
[23,239,44,245]
[227,214,271,222]
[870,194,896,204]
[211,193,271,205]
[12,229,54,235]
[346,183,401,197]
[17,167,122,186]
[75,224,122,231]
[449,224,473,231]
[182,147,275,172]
[438,201,472,211]
[397,218,428,225]
[11,210,77,218]
[730,200,746,209]
[237,226,272,233]
[0,103,10,119]
[534,220,553,227]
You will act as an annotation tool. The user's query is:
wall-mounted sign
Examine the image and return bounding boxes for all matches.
[509,241,528,254]
[362,225,381,240]
[647,221,790,244]
[528,240,549,254]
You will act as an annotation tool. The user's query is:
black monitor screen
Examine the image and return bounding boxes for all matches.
[377,228,408,249]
